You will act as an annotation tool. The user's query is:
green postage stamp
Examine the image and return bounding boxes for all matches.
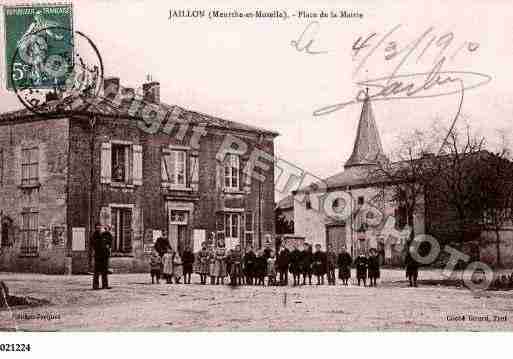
[4,3,73,90]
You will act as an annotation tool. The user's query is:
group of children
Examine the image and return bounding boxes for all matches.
[196,244,279,286]
[149,241,383,287]
[149,246,195,284]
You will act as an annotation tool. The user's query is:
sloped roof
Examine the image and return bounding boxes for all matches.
[276,194,294,210]
[0,94,279,136]
[344,94,387,168]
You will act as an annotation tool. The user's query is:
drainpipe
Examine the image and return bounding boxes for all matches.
[88,116,97,272]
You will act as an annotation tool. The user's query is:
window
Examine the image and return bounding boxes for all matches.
[225,213,240,248]
[170,210,188,225]
[305,192,312,209]
[1,216,12,248]
[357,196,364,205]
[111,143,130,183]
[21,147,39,186]
[162,150,187,187]
[245,211,254,248]
[20,211,38,256]
[223,154,240,191]
[111,207,132,254]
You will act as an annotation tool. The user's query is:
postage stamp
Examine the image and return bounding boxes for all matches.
[4,3,73,90]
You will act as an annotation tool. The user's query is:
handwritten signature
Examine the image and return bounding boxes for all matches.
[312,57,491,116]
[287,23,492,116]
[290,21,327,55]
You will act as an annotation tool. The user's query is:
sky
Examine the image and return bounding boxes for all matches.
[1,0,512,199]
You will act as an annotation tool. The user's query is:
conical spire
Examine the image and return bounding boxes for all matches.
[344,92,387,168]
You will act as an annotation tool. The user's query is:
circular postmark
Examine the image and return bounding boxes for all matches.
[10,26,104,118]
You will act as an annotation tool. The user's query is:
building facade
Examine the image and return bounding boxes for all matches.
[290,95,513,267]
[0,78,278,274]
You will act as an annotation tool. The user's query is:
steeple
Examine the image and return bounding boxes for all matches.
[344,91,388,168]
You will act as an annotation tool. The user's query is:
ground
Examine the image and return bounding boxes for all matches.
[1,269,513,331]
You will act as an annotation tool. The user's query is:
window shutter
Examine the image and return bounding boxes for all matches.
[37,143,45,184]
[240,213,246,250]
[215,212,225,247]
[190,155,199,191]
[100,142,111,184]
[99,206,111,227]
[161,150,169,183]
[126,145,133,184]
[132,144,143,185]
[216,162,223,190]
[242,157,251,193]
[122,210,133,253]
[14,146,21,186]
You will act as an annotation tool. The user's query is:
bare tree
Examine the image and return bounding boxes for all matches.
[477,132,513,268]
[369,129,437,242]
[430,124,486,251]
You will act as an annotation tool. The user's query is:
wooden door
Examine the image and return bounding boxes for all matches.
[326,225,346,254]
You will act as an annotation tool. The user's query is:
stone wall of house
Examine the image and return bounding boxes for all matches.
[293,184,424,265]
[67,116,276,273]
[0,118,69,274]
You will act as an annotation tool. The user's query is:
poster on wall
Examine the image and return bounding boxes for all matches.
[193,229,206,252]
[143,228,155,253]
[38,227,52,251]
[52,225,66,246]
[72,227,86,251]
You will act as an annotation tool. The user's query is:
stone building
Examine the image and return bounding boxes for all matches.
[0,77,278,274]
[292,96,417,264]
[291,95,513,267]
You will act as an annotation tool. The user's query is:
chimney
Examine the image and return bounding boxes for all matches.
[143,81,160,103]
[103,77,120,99]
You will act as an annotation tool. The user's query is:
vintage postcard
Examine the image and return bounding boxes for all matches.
[0,0,512,349]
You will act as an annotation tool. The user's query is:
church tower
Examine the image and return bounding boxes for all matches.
[344,92,388,168]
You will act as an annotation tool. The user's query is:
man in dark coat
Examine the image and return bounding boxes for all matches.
[405,243,420,287]
[91,223,112,290]
[355,251,368,286]
[243,246,257,285]
[337,247,352,286]
[154,233,170,258]
[263,245,272,260]
[367,248,380,287]
[182,245,195,284]
[276,244,290,286]
[301,243,313,285]
[289,243,302,286]
[312,244,327,285]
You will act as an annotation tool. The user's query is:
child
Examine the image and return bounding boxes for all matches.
[197,245,210,285]
[355,251,368,287]
[214,246,227,285]
[367,248,380,287]
[173,252,184,284]
[404,244,419,287]
[243,246,256,285]
[267,250,277,286]
[229,245,244,286]
[182,245,195,284]
[162,248,174,284]
[301,243,313,285]
[326,245,337,285]
[256,250,267,286]
[312,244,327,285]
[337,247,352,286]
[208,248,217,285]
[289,243,301,286]
[150,249,162,284]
